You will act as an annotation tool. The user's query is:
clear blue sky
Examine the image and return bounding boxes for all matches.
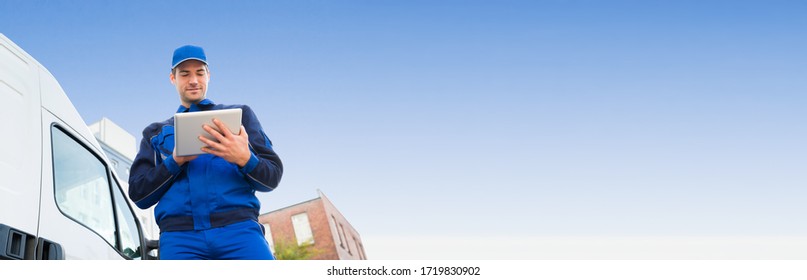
[2,0,806,258]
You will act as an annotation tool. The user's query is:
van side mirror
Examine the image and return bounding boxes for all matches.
[143,239,160,260]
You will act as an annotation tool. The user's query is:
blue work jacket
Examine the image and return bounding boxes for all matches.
[128,99,283,232]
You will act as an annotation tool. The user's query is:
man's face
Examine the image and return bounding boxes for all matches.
[170,60,209,107]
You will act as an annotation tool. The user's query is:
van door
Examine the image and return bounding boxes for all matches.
[38,112,125,259]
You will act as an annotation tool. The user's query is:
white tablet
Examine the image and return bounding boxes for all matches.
[173,108,242,156]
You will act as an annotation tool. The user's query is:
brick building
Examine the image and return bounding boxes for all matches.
[259,190,367,260]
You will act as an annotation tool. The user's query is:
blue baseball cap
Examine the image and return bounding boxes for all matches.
[171,45,207,69]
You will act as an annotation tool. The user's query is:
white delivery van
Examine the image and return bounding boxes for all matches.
[0,33,157,260]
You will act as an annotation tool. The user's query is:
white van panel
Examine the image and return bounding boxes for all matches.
[0,35,43,236]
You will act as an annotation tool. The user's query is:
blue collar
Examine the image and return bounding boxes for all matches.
[177,98,215,113]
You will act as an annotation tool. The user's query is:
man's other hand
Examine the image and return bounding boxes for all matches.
[173,149,198,166]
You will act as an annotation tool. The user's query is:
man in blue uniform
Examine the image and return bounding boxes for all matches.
[128,45,283,260]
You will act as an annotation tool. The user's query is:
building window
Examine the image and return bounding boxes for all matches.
[354,237,363,259]
[291,213,314,246]
[341,224,351,255]
[333,215,345,248]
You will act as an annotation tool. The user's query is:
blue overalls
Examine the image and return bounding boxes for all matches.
[128,99,283,259]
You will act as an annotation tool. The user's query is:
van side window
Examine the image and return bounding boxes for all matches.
[52,127,116,247]
[111,178,143,259]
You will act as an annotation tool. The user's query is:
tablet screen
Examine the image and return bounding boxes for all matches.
[173,108,242,156]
